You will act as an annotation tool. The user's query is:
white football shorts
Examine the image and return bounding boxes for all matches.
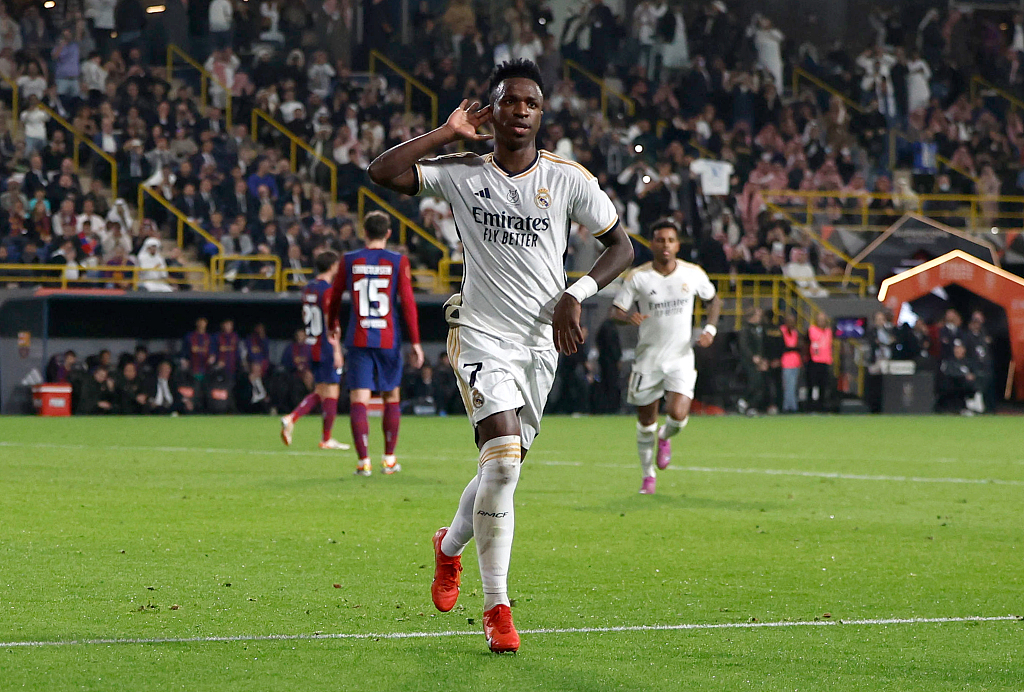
[627,352,697,406]
[446,324,557,451]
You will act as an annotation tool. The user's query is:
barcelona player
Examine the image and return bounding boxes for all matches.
[326,211,423,477]
[280,250,351,451]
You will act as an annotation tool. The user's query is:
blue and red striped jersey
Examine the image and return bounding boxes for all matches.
[327,248,421,351]
[301,278,333,362]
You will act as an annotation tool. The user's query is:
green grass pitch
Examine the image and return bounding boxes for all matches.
[1,414,1022,691]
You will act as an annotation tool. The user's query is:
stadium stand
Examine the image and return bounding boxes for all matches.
[1,0,1022,415]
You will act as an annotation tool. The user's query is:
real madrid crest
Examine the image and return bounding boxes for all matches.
[506,188,521,205]
[471,388,485,409]
[534,188,551,209]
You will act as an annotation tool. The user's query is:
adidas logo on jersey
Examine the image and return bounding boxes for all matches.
[474,187,492,199]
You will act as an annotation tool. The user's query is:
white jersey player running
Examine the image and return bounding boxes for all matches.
[611,219,722,495]
[367,59,633,653]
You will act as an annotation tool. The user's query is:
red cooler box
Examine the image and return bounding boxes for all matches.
[32,384,73,416]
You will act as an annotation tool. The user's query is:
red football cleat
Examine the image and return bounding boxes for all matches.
[431,527,462,612]
[483,604,520,653]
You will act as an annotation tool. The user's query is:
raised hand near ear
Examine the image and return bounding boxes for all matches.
[444,100,493,142]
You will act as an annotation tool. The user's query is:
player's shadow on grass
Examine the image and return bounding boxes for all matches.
[582,494,776,513]
[258,474,436,490]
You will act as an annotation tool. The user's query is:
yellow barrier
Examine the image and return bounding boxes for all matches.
[791,66,865,113]
[970,74,1024,115]
[282,265,313,291]
[703,273,823,331]
[563,59,635,118]
[0,262,210,290]
[138,184,224,254]
[251,108,337,213]
[369,50,438,129]
[762,188,1021,234]
[167,43,232,129]
[211,254,283,291]
[357,186,450,291]
[628,233,651,249]
[40,103,118,197]
[761,199,875,287]
[935,154,980,184]
[0,70,118,194]
[0,72,18,135]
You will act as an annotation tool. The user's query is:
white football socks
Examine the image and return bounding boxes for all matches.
[441,472,479,557]
[658,415,688,440]
[473,435,522,611]
[637,421,658,478]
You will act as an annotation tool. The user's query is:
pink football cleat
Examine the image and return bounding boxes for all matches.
[639,477,656,494]
[656,437,672,469]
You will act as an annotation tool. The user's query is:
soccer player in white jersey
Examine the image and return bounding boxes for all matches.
[611,219,722,495]
[367,59,633,653]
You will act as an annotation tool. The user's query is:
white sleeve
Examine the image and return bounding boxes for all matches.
[414,156,452,199]
[612,272,637,312]
[696,268,716,301]
[569,173,619,238]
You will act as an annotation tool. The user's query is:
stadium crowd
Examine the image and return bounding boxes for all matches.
[0,0,1021,291]
[44,315,468,416]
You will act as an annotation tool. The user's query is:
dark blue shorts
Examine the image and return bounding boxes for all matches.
[313,355,342,385]
[346,346,403,392]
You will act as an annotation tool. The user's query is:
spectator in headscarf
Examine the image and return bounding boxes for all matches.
[137,237,175,292]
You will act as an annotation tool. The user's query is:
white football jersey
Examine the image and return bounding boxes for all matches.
[416,150,618,348]
[613,261,716,371]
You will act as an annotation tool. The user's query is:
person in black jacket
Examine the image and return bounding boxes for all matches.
[76,366,117,414]
[762,310,784,414]
[938,340,979,414]
[737,307,767,414]
[116,361,148,414]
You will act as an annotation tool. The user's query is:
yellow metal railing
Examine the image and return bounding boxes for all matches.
[369,50,438,129]
[564,59,636,118]
[935,154,980,184]
[282,266,313,291]
[762,199,875,287]
[762,189,1020,234]
[211,254,283,291]
[704,273,823,331]
[0,69,118,193]
[138,184,224,253]
[792,66,865,113]
[0,262,210,290]
[970,74,1024,115]
[0,72,18,135]
[357,185,449,292]
[251,108,337,212]
[167,44,232,129]
[628,233,651,249]
[40,103,118,196]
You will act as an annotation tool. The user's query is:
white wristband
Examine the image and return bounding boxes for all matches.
[702,324,718,337]
[565,275,599,304]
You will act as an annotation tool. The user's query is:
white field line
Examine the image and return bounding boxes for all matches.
[1,442,1015,465]
[537,460,1024,486]
[0,615,1018,649]
[2,441,1023,486]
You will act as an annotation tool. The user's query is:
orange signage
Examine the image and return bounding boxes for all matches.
[879,250,1024,400]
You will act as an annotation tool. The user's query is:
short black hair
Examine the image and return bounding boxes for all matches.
[314,249,339,274]
[650,218,681,238]
[488,59,545,101]
[364,211,391,240]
